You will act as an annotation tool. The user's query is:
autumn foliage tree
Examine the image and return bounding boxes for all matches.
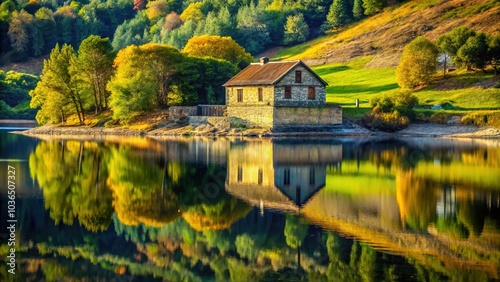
[396,36,438,89]
[108,43,182,123]
[182,35,253,68]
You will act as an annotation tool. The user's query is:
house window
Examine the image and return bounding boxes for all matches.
[258,88,263,102]
[308,87,316,100]
[237,166,243,182]
[258,169,263,185]
[295,70,302,83]
[283,168,290,186]
[284,86,292,99]
[237,89,243,102]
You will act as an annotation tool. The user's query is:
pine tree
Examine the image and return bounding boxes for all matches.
[283,13,310,45]
[353,0,364,20]
[363,0,387,16]
[327,0,353,28]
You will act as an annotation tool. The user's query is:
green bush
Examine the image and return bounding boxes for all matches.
[361,111,410,132]
[461,111,500,128]
[362,92,418,132]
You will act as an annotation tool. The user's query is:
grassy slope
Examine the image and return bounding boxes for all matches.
[311,59,500,125]
[276,0,500,66]
[274,0,500,126]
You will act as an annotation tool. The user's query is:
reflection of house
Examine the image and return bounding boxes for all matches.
[223,58,342,130]
[225,140,342,213]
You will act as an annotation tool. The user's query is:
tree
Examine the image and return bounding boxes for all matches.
[353,0,364,20]
[488,35,500,75]
[30,44,85,124]
[111,13,150,51]
[283,13,310,45]
[34,7,57,54]
[436,26,476,69]
[163,11,182,31]
[326,0,353,28]
[71,35,114,114]
[54,6,77,46]
[236,3,270,54]
[108,43,182,122]
[145,0,169,20]
[8,10,34,60]
[174,56,238,105]
[183,35,252,67]
[363,0,387,16]
[456,33,489,71]
[179,2,204,23]
[396,36,438,89]
[133,0,146,11]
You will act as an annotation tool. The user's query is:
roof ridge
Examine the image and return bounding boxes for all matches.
[250,60,301,65]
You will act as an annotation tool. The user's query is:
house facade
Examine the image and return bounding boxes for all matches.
[223,58,342,130]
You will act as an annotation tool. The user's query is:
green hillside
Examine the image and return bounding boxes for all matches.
[271,0,500,127]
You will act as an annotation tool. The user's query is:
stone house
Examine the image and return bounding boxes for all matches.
[223,58,342,131]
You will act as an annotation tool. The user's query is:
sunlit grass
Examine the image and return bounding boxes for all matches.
[311,57,398,107]
[276,0,441,60]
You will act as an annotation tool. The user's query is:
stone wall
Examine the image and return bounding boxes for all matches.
[226,105,274,129]
[226,86,274,106]
[169,106,198,119]
[273,105,342,131]
[274,65,326,107]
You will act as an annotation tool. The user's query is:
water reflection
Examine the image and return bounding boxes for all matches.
[0,134,499,281]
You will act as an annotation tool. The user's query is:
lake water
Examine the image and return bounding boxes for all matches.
[0,124,499,281]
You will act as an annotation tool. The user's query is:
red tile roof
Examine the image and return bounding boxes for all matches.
[223,60,327,87]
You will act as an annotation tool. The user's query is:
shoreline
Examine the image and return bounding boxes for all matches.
[9,122,500,140]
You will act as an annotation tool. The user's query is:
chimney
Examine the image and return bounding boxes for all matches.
[259,57,269,65]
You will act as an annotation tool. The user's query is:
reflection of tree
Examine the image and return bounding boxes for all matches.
[396,171,437,231]
[457,197,487,237]
[107,147,183,227]
[284,215,308,249]
[183,198,252,231]
[29,141,113,232]
[235,234,258,260]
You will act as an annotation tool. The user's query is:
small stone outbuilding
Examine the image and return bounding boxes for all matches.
[223,58,342,131]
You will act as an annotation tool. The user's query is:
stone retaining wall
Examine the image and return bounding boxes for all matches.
[226,105,274,129]
[273,105,342,131]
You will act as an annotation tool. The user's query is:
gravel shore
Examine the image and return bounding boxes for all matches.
[14,122,500,139]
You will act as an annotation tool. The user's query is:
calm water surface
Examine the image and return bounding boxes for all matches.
[0,124,499,281]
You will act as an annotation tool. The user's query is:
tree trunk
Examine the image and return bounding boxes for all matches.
[443,54,447,78]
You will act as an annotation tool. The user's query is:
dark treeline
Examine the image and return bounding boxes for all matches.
[1,0,402,61]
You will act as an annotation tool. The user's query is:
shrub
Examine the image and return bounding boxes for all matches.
[362,92,418,132]
[361,111,410,132]
[461,111,500,128]
[396,36,439,88]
